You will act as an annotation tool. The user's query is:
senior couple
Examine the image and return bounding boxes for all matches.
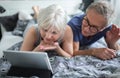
[20,1,120,60]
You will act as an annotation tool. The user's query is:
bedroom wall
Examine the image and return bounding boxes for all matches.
[111,0,120,27]
[0,0,82,16]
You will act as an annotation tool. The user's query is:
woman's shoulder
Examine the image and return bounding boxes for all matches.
[62,26,73,42]
[23,24,38,38]
[28,26,36,33]
[25,26,38,38]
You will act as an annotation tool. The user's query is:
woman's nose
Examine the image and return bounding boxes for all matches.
[45,33,52,39]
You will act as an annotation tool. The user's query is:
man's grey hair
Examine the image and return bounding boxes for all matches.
[86,1,114,25]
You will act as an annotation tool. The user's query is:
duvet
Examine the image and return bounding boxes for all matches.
[1,41,120,78]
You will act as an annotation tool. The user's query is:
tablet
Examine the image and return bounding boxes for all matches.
[3,50,53,73]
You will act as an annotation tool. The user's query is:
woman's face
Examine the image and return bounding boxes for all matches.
[40,26,62,44]
[81,9,107,37]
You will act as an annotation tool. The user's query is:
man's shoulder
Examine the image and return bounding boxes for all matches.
[73,14,85,18]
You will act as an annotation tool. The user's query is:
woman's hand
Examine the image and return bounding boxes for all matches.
[39,41,59,51]
[93,48,116,60]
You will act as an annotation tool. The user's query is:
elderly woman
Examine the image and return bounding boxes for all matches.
[20,4,73,57]
[68,1,120,60]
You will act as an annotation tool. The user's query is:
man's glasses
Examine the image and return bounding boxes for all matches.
[83,17,102,33]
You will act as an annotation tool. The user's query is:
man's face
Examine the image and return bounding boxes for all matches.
[82,9,107,37]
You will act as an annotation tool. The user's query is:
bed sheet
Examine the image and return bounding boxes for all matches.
[1,38,120,78]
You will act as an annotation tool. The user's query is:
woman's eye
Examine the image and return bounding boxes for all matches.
[52,31,57,34]
[43,29,48,32]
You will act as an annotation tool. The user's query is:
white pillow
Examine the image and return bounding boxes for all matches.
[88,37,107,48]
[18,11,33,20]
[0,32,23,58]
[0,23,7,36]
[23,20,38,38]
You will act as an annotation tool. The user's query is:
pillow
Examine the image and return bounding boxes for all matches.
[88,37,107,49]
[12,20,30,37]
[0,26,2,40]
[7,41,23,51]
[23,19,37,37]
[18,11,33,20]
[0,13,18,31]
[0,32,23,58]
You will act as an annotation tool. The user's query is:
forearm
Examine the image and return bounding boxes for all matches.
[73,48,96,56]
[33,45,43,52]
[33,46,40,51]
[55,46,72,58]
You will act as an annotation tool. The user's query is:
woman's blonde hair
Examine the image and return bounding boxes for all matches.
[38,4,67,34]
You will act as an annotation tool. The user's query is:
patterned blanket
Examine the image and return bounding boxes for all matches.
[1,41,120,78]
[50,55,120,78]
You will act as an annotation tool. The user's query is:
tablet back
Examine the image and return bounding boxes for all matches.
[3,50,53,73]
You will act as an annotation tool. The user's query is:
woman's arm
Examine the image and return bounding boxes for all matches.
[20,26,38,51]
[55,26,73,57]
[73,41,93,56]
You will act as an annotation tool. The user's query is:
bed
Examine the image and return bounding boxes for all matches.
[1,41,120,78]
[1,35,120,77]
[1,9,120,78]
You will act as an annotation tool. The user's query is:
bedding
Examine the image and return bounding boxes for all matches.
[0,13,19,31]
[0,11,35,58]
[1,40,120,78]
[0,13,19,40]
[12,20,30,37]
[51,55,120,78]
[0,11,120,78]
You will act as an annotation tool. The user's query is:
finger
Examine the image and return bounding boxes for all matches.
[100,52,109,60]
[54,42,59,46]
[104,53,111,59]
[110,25,117,34]
[118,28,120,36]
[44,46,56,50]
[111,25,115,31]
[108,50,116,57]
[112,24,118,29]
[114,27,119,34]
[100,50,111,59]
[110,25,119,34]
[106,49,116,59]
[112,25,120,35]
[39,46,44,50]
[106,31,110,36]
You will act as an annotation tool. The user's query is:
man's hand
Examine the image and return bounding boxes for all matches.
[93,48,116,60]
[106,24,120,45]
